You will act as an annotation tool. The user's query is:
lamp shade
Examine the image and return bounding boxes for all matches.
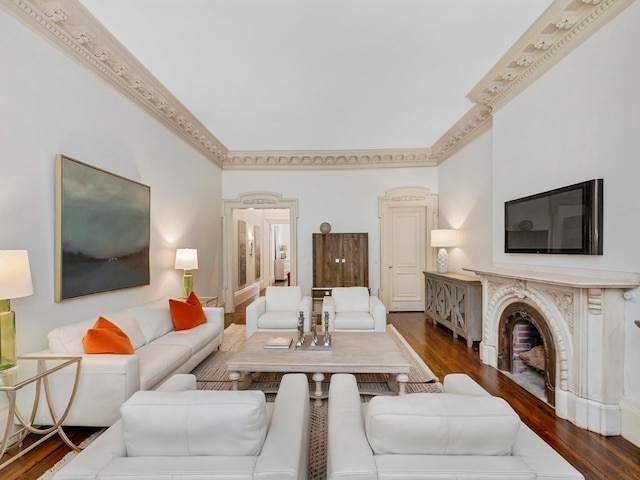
[431,229,458,248]
[174,249,198,270]
[0,250,33,299]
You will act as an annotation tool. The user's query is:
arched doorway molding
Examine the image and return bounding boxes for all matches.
[222,191,299,312]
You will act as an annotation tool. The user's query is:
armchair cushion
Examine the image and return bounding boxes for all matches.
[265,286,302,312]
[365,392,521,456]
[332,286,370,312]
[121,389,268,457]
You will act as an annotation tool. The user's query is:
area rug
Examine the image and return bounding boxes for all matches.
[192,323,442,480]
[39,324,441,480]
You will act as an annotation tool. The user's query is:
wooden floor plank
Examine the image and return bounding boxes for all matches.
[3,304,639,480]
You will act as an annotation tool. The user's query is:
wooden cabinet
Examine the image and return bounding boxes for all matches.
[423,271,482,347]
[313,233,368,288]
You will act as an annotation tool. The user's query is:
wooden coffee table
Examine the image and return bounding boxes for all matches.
[226,331,411,405]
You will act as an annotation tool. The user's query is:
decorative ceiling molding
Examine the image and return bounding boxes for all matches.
[467,0,634,113]
[224,148,435,170]
[0,0,228,166]
[1,0,633,170]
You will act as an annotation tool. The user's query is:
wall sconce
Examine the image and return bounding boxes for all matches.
[430,229,458,274]
[0,250,34,370]
[249,241,254,257]
[175,248,198,299]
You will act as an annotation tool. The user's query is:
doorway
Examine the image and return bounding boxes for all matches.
[223,192,299,313]
[379,188,438,311]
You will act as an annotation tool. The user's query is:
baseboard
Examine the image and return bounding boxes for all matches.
[621,396,640,447]
[234,282,260,307]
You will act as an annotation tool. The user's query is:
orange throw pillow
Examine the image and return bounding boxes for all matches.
[169,291,207,331]
[82,316,135,354]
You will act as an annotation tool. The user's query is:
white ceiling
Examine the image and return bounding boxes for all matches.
[78,0,551,152]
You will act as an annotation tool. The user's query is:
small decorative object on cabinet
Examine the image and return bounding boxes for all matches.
[319,222,332,234]
[423,271,481,347]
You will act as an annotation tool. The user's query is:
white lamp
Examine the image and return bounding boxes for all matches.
[175,248,198,299]
[431,229,458,274]
[0,250,34,370]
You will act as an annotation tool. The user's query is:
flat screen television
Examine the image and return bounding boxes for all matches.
[504,179,603,255]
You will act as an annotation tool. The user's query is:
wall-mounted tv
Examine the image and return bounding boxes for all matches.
[504,179,603,255]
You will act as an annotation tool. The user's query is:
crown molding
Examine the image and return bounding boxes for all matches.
[467,0,634,113]
[2,0,633,170]
[224,148,435,170]
[1,0,228,166]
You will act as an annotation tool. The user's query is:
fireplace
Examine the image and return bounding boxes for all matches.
[465,265,639,436]
[498,302,556,406]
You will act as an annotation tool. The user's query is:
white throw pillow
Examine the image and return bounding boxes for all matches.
[128,297,174,343]
[332,287,370,312]
[121,390,268,457]
[365,393,520,456]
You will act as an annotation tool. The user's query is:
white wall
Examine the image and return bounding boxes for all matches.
[437,130,493,273]
[222,168,438,296]
[0,11,223,355]
[439,1,640,445]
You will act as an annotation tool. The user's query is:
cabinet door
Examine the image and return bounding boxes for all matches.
[341,233,368,287]
[313,234,342,287]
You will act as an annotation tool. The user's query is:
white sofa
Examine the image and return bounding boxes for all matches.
[52,373,311,480]
[327,373,584,480]
[19,297,224,427]
[322,286,386,332]
[245,286,313,338]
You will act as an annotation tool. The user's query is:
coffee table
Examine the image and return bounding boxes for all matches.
[226,331,411,405]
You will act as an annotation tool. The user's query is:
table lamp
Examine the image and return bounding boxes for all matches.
[0,250,34,370]
[431,229,458,274]
[175,248,198,299]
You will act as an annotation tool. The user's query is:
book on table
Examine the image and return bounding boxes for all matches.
[263,336,293,349]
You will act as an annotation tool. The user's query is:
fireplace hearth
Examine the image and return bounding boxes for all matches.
[465,265,639,436]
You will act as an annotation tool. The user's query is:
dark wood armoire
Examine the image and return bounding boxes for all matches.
[312,233,368,289]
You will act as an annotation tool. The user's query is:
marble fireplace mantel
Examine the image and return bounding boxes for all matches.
[464,264,640,436]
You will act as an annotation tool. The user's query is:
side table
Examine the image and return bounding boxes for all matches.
[0,356,82,470]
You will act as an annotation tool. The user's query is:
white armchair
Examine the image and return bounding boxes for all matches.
[322,286,386,332]
[245,286,312,338]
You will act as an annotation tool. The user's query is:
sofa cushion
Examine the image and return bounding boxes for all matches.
[334,311,375,330]
[128,297,174,343]
[121,389,268,457]
[365,393,520,456]
[135,343,192,390]
[257,311,299,329]
[48,317,97,354]
[151,322,222,355]
[82,317,135,354]
[169,292,207,331]
[265,286,302,312]
[332,287,370,313]
[100,309,147,350]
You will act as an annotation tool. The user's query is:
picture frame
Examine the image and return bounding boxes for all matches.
[55,155,150,301]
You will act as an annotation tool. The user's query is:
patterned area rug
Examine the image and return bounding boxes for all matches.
[192,323,442,480]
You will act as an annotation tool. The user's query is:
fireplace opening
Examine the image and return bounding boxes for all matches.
[497,303,556,407]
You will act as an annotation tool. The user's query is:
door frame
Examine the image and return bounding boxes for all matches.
[222,191,299,312]
[378,187,438,311]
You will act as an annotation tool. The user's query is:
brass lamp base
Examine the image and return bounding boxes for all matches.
[0,299,17,370]
[182,269,194,300]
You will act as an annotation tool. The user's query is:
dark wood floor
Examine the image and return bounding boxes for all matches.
[4,304,640,479]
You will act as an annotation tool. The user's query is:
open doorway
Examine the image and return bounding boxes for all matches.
[222,192,299,313]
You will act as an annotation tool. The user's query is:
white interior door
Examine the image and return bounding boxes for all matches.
[388,207,425,311]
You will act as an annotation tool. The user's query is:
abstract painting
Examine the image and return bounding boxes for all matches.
[55,155,150,301]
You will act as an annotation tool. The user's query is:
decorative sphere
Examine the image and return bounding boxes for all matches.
[320,222,332,234]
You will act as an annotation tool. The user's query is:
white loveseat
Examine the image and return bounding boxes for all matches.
[327,373,584,480]
[19,297,224,427]
[322,286,386,332]
[52,373,310,480]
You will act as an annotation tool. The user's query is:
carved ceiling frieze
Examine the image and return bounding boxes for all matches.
[2,0,633,170]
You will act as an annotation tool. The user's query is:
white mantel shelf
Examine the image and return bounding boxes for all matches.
[463,265,640,290]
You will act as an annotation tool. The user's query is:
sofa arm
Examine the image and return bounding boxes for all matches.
[18,351,140,427]
[369,296,387,332]
[443,373,490,396]
[203,306,224,328]
[254,373,310,480]
[298,295,313,332]
[327,374,377,480]
[322,296,336,332]
[245,296,267,338]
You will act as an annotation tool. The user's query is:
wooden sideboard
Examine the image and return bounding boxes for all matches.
[423,271,482,347]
